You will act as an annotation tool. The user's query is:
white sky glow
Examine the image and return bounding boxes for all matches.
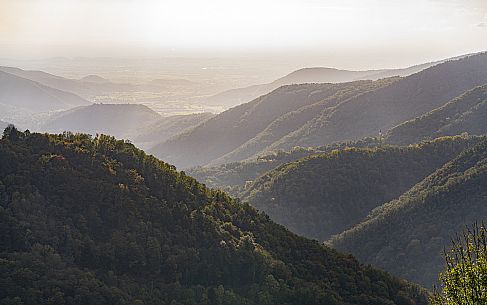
[0,0,486,68]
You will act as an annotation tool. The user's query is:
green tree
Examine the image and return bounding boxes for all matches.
[2,124,20,141]
[431,224,487,305]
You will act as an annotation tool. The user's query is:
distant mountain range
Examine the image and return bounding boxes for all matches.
[0,66,217,140]
[132,112,215,149]
[266,52,487,152]
[0,66,198,101]
[79,74,110,83]
[151,79,396,168]
[2,50,487,298]
[39,103,161,139]
[0,70,90,116]
[151,52,487,169]
[0,66,123,100]
[29,104,214,150]
[203,56,464,108]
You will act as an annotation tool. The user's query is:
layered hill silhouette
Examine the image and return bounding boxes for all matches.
[266,52,487,152]
[40,103,161,139]
[210,79,399,166]
[132,112,215,149]
[204,57,452,108]
[0,66,125,100]
[386,84,487,145]
[152,52,487,169]
[151,79,397,168]
[329,137,487,287]
[188,138,382,196]
[0,127,428,305]
[0,66,195,102]
[0,70,90,115]
[241,136,478,241]
[79,74,110,83]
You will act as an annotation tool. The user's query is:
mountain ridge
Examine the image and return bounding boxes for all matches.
[242,136,478,241]
[0,70,91,117]
[204,54,468,108]
[329,136,487,287]
[0,128,428,305]
[39,103,161,139]
[152,52,487,169]
[151,80,394,168]
[385,84,487,145]
[265,52,487,153]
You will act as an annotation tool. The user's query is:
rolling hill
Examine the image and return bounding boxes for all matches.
[385,84,487,145]
[329,137,487,288]
[241,136,478,241]
[151,79,398,168]
[0,66,131,100]
[0,127,428,305]
[152,52,487,169]
[210,78,398,166]
[0,70,90,114]
[266,52,487,152]
[188,137,382,196]
[204,57,450,108]
[0,66,201,102]
[79,74,110,83]
[132,112,215,150]
[39,103,161,139]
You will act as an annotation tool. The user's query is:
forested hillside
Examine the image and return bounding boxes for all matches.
[210,79,397,165]
[151,52,487,168]
[151,79,397,168]
[188,138,382,196]
[242,136,478,241]
[0,127,428,305]
[386,84,487,145]
[329,137,487,288]
[268,52,487,152]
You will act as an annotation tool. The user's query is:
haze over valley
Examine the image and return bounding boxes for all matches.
[2,0,487,304]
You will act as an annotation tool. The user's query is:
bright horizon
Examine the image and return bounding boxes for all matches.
[1,0,487,69]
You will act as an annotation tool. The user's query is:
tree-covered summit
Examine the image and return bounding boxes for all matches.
[0,127,428,305]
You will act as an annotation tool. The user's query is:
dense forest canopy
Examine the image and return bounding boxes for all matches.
[188,137,383,197]
[0,127,428,305]
[268,52,487,153]
[385,84,487,145]
[329,137,487,288]
[242,136,479,241]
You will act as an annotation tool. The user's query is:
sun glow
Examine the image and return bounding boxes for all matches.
[0,0,486,64]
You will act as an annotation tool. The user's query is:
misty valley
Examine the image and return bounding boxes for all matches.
[2,0,487,301]
[1,51,487,305]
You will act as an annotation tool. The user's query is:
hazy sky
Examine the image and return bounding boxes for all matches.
[1,0,487,68]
